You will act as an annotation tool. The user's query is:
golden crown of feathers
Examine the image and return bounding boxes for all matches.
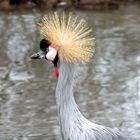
[38,12,95,63]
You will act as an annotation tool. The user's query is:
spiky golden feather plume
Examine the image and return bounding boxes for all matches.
[38,12,95,63]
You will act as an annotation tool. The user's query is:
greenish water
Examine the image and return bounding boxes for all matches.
[0,5,140,140]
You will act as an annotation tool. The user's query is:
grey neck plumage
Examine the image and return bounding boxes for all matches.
[55,60,130,140]
[55,61,85,139]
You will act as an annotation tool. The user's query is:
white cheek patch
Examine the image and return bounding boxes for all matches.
[46,47,57,61]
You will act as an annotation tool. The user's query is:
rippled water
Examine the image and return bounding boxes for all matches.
[0,5,140,140]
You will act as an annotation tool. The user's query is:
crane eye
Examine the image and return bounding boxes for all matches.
[40,39,50,51]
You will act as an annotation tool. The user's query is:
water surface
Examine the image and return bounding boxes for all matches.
[0,5,140,140]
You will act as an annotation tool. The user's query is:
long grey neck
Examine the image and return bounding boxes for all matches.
[55,61,86,139]
[55,61,126,140]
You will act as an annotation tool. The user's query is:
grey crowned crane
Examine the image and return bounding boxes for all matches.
[31,12,131,140]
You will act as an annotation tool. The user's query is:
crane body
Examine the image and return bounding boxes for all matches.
[55,61,130,140]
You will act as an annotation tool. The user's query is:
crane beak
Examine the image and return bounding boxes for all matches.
[30,51,46,59]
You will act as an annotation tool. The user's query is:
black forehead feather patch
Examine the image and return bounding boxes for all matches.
[40,39,50,51]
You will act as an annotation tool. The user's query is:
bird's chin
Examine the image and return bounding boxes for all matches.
[53,66,59,79]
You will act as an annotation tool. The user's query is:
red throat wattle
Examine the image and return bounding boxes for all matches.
[54,66,59,79]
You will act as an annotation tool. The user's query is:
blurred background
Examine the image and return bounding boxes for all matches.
[0,0,140,140]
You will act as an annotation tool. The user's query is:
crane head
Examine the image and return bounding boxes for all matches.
[38,12,95,64]
[31,12,95,78]
[31,39,59,78]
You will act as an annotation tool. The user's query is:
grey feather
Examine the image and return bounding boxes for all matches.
[55,60,132,140]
